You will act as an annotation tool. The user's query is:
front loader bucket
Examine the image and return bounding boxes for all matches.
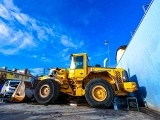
[9,81,25,102]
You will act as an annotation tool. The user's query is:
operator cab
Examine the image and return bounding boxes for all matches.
[69,53,88,79]
[70,55,84,69]
[70,53,88,69]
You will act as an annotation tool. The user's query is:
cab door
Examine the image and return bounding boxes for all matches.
[74,55,86,80]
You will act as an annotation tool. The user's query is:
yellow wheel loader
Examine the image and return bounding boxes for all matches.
[34,53,137,108]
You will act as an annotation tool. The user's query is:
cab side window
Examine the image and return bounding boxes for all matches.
[75,56,83,68]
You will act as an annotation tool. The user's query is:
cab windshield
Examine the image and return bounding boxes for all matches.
[70,55,83,69]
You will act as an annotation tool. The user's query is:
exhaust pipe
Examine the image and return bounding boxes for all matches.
[103,58,108,67]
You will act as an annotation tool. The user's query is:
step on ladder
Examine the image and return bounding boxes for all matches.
[126,97,139,112]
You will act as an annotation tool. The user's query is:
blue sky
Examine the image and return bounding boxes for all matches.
[0,0,151,75]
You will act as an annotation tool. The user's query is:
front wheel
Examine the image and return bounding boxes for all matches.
[34,79,59,104]
[85,78,114,108]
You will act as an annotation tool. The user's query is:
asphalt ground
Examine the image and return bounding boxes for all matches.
[0,101,158,120]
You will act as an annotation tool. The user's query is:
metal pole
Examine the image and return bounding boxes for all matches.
[104,40,110,67]
[108,43,110,67]
[43,68,46,74]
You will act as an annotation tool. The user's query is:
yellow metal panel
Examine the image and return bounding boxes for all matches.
[0,70,32,82]
[60,80,74,96]
[68,69,75,79]
[74,69,85,81]
[119,82,137,93]
[75,81,85,96]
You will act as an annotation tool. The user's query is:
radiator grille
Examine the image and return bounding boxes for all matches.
[115,71,123,83]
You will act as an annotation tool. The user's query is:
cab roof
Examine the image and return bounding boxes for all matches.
[71,53,87,56]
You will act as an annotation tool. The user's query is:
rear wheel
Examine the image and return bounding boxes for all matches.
[85,78,114,108]
[34,79,59,104]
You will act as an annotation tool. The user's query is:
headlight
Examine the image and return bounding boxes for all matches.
[122,70,129,82]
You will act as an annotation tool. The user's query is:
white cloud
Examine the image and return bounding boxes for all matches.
[13,12,29,25]
[30,68,45,76]
[60,35,84,49]
[0,22,9,36]
[0,4,11,20]
[59,48,70,61]
[60,35,76,48]
[0,48,18,55]
[0,0,56,55]
[19,34,36,49]
[79,41,84,47]
[63,48,69,53]
[32,55,37,58]
[0,0,85,65]
[0,28,36,55]
[41,56,52,63]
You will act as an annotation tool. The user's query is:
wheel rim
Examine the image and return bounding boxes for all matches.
[39,84,50,98]
[92,85,107,101]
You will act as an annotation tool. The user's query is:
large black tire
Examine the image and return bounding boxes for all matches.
[34,79,59,104]
[49,80,60,103]
[85,78,114,108]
